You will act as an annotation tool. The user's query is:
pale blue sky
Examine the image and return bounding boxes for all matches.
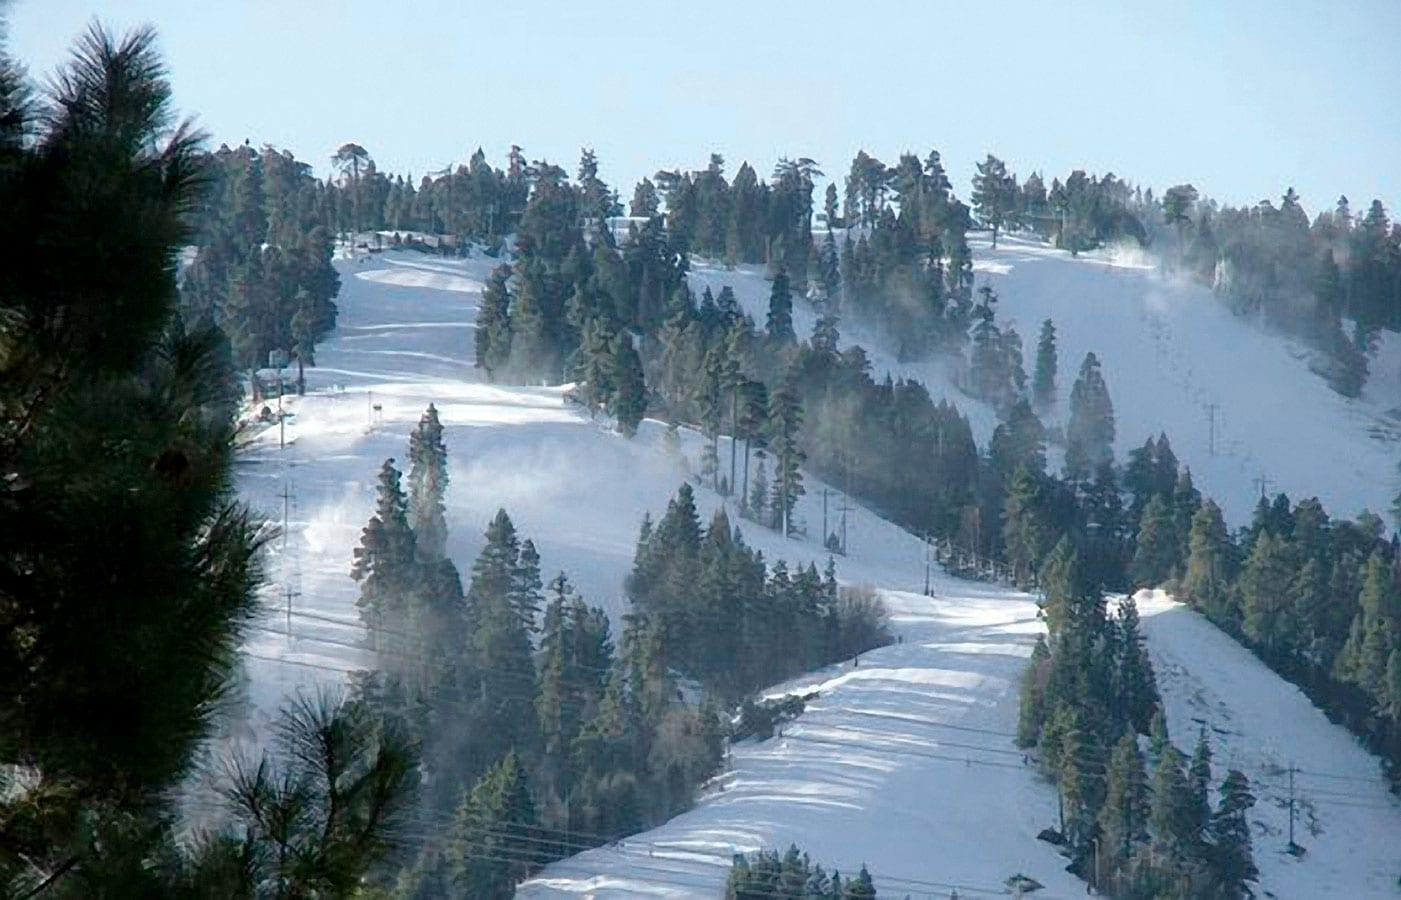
[9,0,1401,216]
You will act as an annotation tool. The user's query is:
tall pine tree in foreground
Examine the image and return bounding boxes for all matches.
[0,23,412,894]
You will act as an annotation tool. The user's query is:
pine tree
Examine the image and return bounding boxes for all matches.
[512,538,544,634]
[1149,745,1195,863]
[1129,495,1177,588]
[767,380,805,534]
[608,330,647,435]
[0,25,378,889]
[1240,531,1299,658]
[1003,468,1049,587]
[1064,352,1115,481]
[631,177,659,218]
[447,751,540,899]
[1181,500,1234,622]
[971,154,1019,247]
[1181,728,1212,844]
[408,404,450,559]
[1032,318,1057,411]
[1337,552,1397,699]
[1060,716,1106,850]
[1098,732,1149,887]
[1114,596,1158,734]
[466,510,538,758]
[1148,708,1170,767]
[1208,770,1258,898]
[352,459,418,637]
[749,454,769,524]
[766,269,796,344]
[476,264,513,378]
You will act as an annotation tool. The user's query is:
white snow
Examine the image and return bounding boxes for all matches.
[1139,589,1401,899]
[231,237,1401,898]
[517,583,1083,899]
[689,233,1401,527]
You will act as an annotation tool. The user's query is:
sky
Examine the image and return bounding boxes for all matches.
[8,0,1401,216]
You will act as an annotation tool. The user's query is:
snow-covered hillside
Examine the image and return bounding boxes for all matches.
[231,242,1401,898]
[690,233,1401,527]
[1140,590,1401,899]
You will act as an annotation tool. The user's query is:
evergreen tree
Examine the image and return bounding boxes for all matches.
[1149,745,1195,864]
[1032,318,1057,411]
[1337,552,1397,699]
[1208,770,1258,898]
[1129,495,1177,588]
[767,269,796,344]
[408,404,450,559]
[750,454,769,524]
[631,177,660,218]
[1064,352,1115,480]
[1114,596,1158,734]
[767,380,805,534]
[608,330,647,435]
[1098,732,1149,887]
[352,459,419,636]
[0,25,415,893]
[446,751,540,899]
[1060,716,1106,851]
[1181,499,1234,623]
[465,510,538,759]
[1003,468,1050,587]
[1240,531,1299,658]
[476,265,513,378]
[971,154,1019,247]
[1187,728,1213,849]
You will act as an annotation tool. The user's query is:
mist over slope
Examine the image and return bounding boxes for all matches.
[229,242,1401,898]
[690,233,1401,527]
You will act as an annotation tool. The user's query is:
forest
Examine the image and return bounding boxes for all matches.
[3,13,1400,900]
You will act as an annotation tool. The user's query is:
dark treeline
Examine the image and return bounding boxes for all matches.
[345,411,886,896]
[628,483,890,702]
[727,846,878,899]
[180,143,341,390]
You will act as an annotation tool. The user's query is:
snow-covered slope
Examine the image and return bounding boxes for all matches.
[1139,589,1401,898]
[689,234,1401,526]
[231,244,1401,898]
[517,581,1083,899]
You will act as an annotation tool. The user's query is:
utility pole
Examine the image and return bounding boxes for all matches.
[822,488,830,548]
[283,584,300,640]
[281,481,291,553]
[1252,473,1274,501]
[840,454,852,555]
[1206,402,1219,456]
[1287,763,1296,851]
[729,385,739,499]
[367,389,373,427]
[924,534,932,596]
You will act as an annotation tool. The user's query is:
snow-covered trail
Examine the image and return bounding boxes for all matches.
[1139,590,1401,899]
[690,233,1401,527]
[519,584,1084,900]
